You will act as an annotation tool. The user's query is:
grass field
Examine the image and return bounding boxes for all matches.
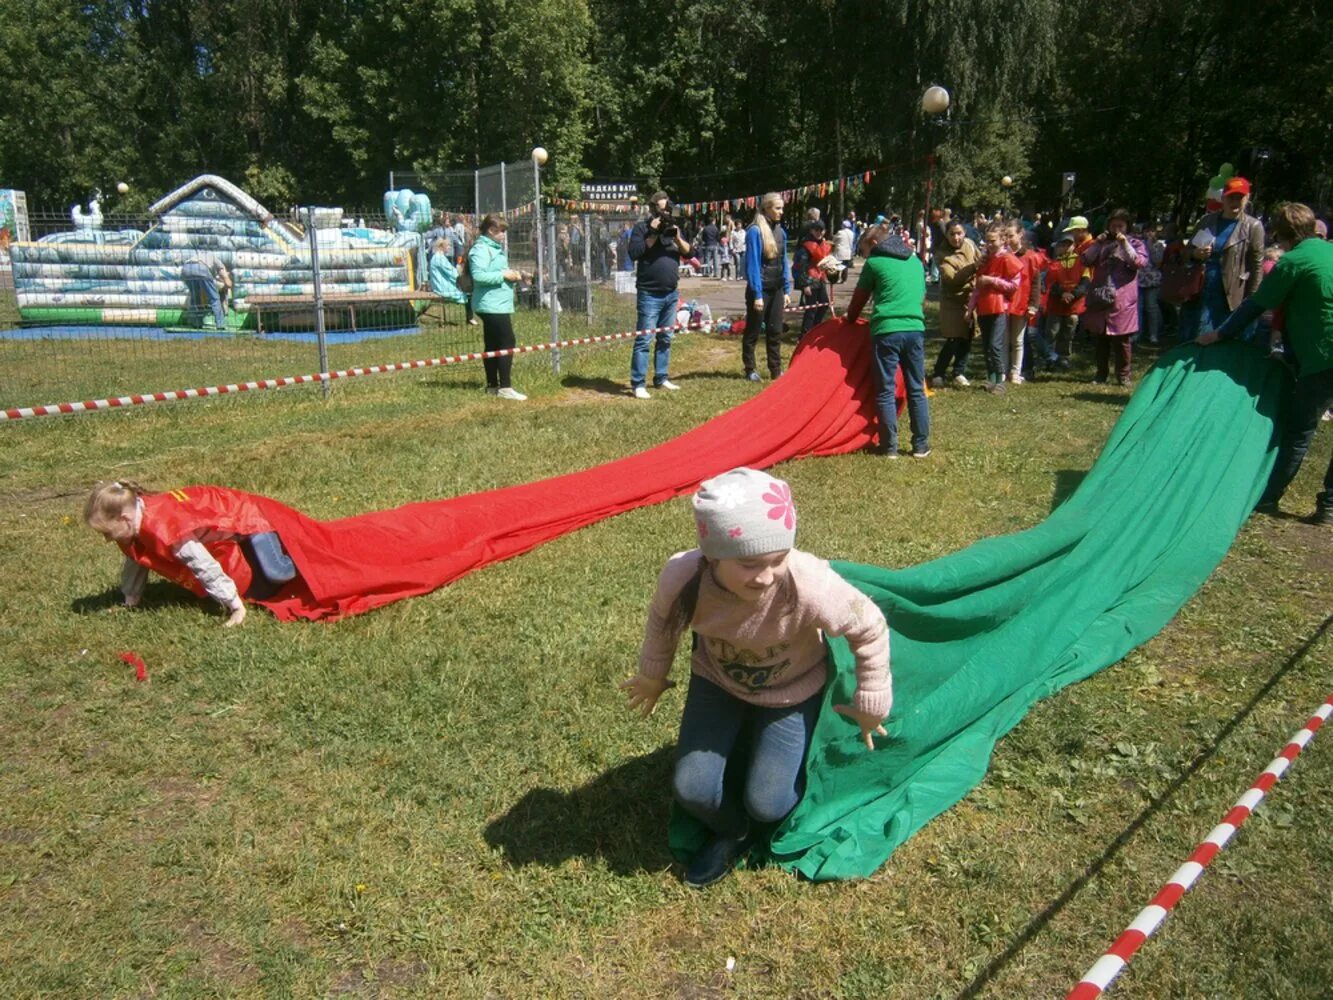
[1,312,1330,999]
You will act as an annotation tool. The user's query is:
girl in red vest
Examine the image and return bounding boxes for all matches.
[1005,222,1043,384]
[965,222,1023,394]
[1043,233,1091,369]
[792,219,837,336]
[84,481,298,627]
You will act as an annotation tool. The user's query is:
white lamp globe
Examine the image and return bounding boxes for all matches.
[1001,175,1013,187]
[116,181,130,194]
[921,85,950,115]
[531,146,549,166]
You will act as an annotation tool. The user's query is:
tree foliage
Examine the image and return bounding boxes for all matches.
[0,0,1328,219]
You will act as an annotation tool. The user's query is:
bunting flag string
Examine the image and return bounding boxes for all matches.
[543,154,930,217]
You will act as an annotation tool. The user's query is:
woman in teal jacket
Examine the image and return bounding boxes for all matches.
[468,215,527,400]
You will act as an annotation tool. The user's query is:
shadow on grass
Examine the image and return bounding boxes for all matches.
[1065,390,1131,405]
[561,374,630,397]
[672,370,753,382]
[416,375,486,392]
[71,583,204,615]
[483,746,677,875]
[953,613,1333,1000]
[1051,470,1088,511]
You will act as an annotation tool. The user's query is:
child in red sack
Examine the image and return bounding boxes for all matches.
[84,481,299,627]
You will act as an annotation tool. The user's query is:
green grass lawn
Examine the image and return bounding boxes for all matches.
[1,317,1331,999]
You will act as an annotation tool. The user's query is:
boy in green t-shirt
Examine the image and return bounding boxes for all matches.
[844,227,931,458]
[1201,202,1333,523]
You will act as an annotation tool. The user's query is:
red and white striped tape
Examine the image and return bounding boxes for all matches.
[2,301,838,421]
[1067,692,1333,1000]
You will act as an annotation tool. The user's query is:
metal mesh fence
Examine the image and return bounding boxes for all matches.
[0,188,652,414]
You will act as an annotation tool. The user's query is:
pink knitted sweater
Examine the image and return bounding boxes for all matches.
[638,549,892,717]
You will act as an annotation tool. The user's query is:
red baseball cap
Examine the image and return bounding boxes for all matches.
[1222,176,1252,196]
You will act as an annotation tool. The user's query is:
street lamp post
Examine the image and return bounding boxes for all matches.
[921,86,950,266]
[1001,175,1013,218]
[532,146,548,307]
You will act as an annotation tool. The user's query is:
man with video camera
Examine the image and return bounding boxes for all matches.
[627,191,692,399]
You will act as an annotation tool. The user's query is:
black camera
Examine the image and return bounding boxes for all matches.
[653,205,678,240]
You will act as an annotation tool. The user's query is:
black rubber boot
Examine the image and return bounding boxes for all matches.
[683,830,753,889]
[1302,492,1332,526]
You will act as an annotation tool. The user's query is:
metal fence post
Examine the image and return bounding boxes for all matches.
[584,212,593,322]
[307,209,330,399]
[548,207,560,373]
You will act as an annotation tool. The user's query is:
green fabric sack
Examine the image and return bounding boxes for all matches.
[670,342,1284,880]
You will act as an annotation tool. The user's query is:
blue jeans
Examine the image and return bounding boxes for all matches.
[674,674,823,837]
[872,330,929,454]
[1261,366,1333,508]
[630,289,677,387]
[1137,286,1161,343]
[1025,313,1058,374]
[1178,290,1255,344]
[979,312,1009,383]
[181,261,225,328]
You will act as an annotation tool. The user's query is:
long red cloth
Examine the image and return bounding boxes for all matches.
[140,320,899,621]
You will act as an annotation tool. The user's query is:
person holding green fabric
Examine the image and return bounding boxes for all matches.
[1199,201,1333,524]
[621,468,891,888]
[844,228,931,457]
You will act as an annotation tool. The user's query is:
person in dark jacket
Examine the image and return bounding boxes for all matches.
[628,191,691,399]
[792,220,836,336]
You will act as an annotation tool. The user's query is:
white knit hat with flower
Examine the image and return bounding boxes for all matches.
[692,467,797,559]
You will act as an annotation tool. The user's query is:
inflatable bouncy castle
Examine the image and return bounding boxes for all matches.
[10,175,422,329]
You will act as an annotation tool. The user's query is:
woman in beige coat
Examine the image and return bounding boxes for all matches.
[931,220,981,386]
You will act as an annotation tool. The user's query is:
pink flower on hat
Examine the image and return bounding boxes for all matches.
[762,481,796,531]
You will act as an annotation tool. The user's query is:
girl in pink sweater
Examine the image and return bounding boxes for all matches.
[621,467,892,887]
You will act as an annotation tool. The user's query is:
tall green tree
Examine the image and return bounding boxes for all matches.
[0,0,142,208]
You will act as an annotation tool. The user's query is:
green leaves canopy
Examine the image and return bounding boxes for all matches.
[0,0,1328,219]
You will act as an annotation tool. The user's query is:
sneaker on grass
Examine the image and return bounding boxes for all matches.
[633,386,651,399]
[496,387,527,401]
[655,379,680,391]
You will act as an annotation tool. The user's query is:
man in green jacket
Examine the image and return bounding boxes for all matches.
[1200,202,1333,523]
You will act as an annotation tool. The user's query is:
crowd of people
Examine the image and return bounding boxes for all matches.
[414,185,1330,524]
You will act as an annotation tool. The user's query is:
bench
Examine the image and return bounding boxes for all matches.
[245,289,457,334]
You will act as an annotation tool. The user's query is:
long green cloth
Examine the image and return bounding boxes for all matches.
[671,342,1284,881]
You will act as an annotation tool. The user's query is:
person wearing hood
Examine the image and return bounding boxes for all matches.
[792,219,837,335]
[843,229,931,458]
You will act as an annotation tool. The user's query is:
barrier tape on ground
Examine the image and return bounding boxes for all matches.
[1,302,836,421]
[1066,692,1333,1000]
